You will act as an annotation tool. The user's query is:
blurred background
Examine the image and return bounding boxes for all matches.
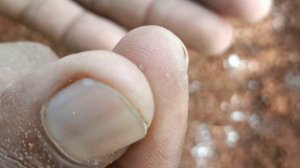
[1,0,299,167]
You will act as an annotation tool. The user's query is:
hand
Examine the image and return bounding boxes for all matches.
[0,0,272,55]
[0,26,188,168]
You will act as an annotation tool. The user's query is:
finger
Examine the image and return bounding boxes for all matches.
[0,42,58,92]
[74,0,152,28]
[111,26,189,168]
[0,0,126,51]
[76,0,233,55]
[0,51,154,167]
[199,0,273,23]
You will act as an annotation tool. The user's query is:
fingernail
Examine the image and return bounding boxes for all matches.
[179,40,189,85]
[182,42,189,71]
[41,78,147,165]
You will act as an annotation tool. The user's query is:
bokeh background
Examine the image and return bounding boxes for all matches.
[1,0,299,167]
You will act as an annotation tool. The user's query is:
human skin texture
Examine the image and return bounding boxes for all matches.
[0,26,188,168]
[0,0,272,55]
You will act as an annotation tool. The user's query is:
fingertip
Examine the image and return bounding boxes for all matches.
[190,19,234,56]
[113,25,189,168]
[204,21,234,56]
[241,0,273,23]
[201,0,273,23]
[116,25,189,79]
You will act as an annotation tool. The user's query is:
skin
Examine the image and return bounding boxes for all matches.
[0,0,273,55]
[0,0,272,167]
[0,26,188,168]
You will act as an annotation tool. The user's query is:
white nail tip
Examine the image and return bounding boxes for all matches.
[41,78,147,165]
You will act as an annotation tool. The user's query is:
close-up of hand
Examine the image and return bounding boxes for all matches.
[0,0,273,168]
[1,0,272,55]
[0,26,189,168]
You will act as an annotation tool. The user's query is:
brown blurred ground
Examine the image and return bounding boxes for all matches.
[1,0,300,167]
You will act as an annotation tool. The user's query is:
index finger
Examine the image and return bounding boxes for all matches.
[111,26,189,168]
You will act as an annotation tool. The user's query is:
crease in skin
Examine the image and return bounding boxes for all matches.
[20,0,88,43]
[141,0,157,26]
[78,0,99,10]
[59,11,86,44]
[80,0,155,27]
[20,0,46,21]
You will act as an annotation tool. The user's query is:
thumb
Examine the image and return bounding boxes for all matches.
[0,50,154,167]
